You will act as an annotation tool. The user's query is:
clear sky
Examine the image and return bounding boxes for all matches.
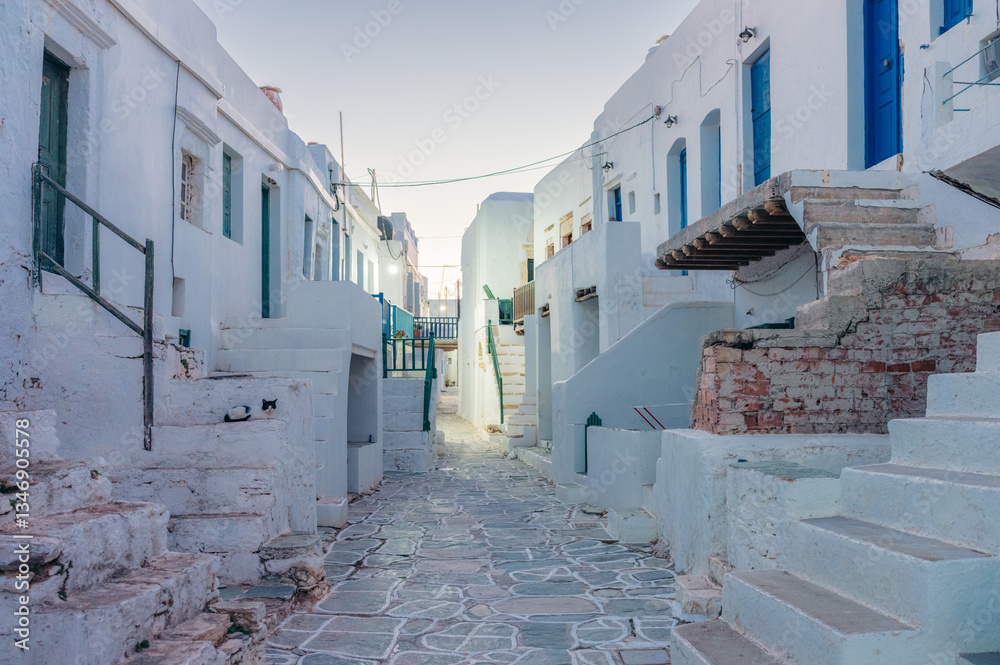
[192,0,699,297]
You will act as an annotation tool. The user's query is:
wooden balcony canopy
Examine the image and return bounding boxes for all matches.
[654,174,807,271]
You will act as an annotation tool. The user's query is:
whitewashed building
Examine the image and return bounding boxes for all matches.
[458,193,534,432]
[0,2,418,658]
[507,1,1000,661]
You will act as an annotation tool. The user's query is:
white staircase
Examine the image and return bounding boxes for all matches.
[383,377,435,473]
[674,331,1000,665]
[219,323,350,527]
[0,412,262,664]
[503,399,537,450]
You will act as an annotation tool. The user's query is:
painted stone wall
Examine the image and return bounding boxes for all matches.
[693,257,1000,435]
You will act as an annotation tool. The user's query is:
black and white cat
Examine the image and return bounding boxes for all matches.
[223,399,277,423]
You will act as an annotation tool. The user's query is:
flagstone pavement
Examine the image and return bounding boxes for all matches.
[265,392,683,665]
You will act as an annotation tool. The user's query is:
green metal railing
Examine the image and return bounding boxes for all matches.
[33,164,155,450]
[486,320,504,424]
[422,334,436,432]
[383,333,437,432]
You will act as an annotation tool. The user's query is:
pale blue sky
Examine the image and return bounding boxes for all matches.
[192,0,699,296]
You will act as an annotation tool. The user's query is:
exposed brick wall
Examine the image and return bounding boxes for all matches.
[693,258,1000,435]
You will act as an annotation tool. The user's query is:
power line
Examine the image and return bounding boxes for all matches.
[375,116,655,189]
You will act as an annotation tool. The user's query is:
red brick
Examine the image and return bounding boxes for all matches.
[758,411,784,428]
[887,363,911,373]
[862,361,886,373]
[740,380,771,396]
[713,346,743,363]
[910,360,936,372]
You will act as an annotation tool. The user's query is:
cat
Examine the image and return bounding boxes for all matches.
[260,398,277,419]
[224,405,251,422]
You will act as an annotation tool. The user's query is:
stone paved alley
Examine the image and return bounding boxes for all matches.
[264,391,681,665]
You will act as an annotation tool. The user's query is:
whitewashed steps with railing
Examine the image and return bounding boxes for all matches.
[672,619,781,665]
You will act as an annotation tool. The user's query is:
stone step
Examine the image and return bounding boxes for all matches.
[607,508,656,545]
[384,447,434,473]
[804,199,923,225]
[384,394,423,414]
[348,442,383,495]
[840,464,1000,553]
[672,619,781,665]
[676,575,722,619]
[233,369,342,394]
[0,459,110,519]
[889,417,1000,474]
[383,378,426,398]
[794,295,867,331]
[976,332,1000,373]
[927,371,1000,419]
[216,348,345,374]
[123,639,225,665]
[27,552,216,665]
[788,516,996,629]
[220,326,351,351]
[723,570,918,665]
[810,222,938,250]
[382,430,430,451]
[384,411,425,432]
[0,502,168,597]
[167,513,272,586]
[790,186,915,203]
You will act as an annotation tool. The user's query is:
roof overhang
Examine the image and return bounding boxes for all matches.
[654,173,807,271]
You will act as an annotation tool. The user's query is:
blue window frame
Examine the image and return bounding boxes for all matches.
[942,0,972,33]
[751,50,772,186]
[610,186,623,221]
[222,153,232,239]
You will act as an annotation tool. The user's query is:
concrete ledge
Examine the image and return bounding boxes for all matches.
[677,575,722,619]
[316,497,348,529]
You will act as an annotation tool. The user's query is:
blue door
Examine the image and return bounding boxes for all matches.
[865,0,903,167]
[942,0,972,33]
[679,149,688,229]
[613,187,622,221]
[261,185,271,318]
[751,50,771,186]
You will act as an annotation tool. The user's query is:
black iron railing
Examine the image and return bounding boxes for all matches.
[33,163,155,450]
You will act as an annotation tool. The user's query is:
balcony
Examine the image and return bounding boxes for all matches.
[513,281,535,334]
[414,317,459,351]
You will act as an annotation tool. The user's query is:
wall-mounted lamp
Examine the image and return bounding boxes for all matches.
[602,162,614,172]
[664,115,678,128]
[739,26,756,43]
[389,265,399,275]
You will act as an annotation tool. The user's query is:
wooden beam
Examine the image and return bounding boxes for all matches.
[764,199,791,216]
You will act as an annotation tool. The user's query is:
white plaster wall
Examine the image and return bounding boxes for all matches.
[655,429,891,576]
[550,301,734,484]
[585,427,661,510]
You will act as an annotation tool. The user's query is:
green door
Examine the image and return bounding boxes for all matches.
[261,184,271,318]
[38,53,70,267]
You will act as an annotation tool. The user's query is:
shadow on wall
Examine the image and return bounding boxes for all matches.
[550,300,735,484]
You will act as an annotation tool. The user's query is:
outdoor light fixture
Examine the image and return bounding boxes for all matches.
[389,265,399,274]
[739,26,756,43]
[602,162,614,172]
[664,115,678,128]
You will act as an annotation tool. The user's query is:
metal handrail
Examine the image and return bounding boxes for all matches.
[422,335,436,432]
[942,39,1000,106]
[486,320,504,424]
[414,317,458,339]
[33,164,155,450]
[383,334,436,376]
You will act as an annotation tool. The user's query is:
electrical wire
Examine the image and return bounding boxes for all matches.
[375,116,656,189]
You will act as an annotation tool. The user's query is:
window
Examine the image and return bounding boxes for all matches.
[560,212,573,248]
[654,194,661,215]
[367,259,375,292]
[180,153,198,223]
[628,191,636,216]
[942,0,972,34]
[751,50,772,185]
[222,153,232,238]
[679,149,688,229]
[608,187,623,221]
[303,216,314,279]
[546,243,555,259]
[356,250,364,288]
[172,277,185,317]
[580,213,593,235]
[331,220,340,281]
[700,110,722,215]
[344,234,352,281]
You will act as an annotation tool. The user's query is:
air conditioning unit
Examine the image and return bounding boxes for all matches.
[984,38,1000,81]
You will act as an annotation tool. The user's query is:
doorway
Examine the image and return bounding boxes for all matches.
[865,0,903,167]
[38,52,70,267]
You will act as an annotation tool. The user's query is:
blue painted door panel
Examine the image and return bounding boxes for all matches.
[751,50,771,186]
[865,0,903,167]
[679,148,688,229]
